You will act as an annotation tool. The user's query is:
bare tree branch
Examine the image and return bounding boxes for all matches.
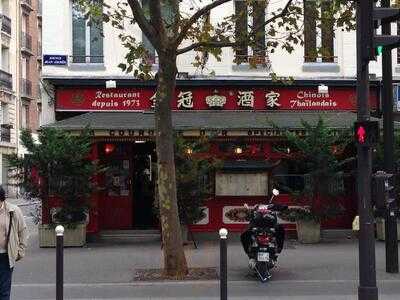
[176,0,231,46]
[255,0,294,34]
[177,41,237,55]
[127,0,162,50]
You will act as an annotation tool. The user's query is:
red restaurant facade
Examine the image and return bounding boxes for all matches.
[45,78,381,235]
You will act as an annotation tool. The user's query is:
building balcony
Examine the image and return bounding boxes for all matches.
[0,124,11,143]
[21,0,33,12]
[20,78,33,98]
[37,0,42,18]
[0,70,12,91]
[1,15,11,36]
[21,32,33,55]
[37,41,42,60]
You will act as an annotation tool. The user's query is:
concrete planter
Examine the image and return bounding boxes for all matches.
[39,223,87,247]
[296,220,321,244]
[376,218,400,241]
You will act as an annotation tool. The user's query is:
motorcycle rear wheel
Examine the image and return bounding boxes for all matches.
[255,262,271,283]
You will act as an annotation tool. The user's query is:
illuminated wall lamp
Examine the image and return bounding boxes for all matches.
[318,84,329,94]
[234,147,243,154]
[186,148,193,155]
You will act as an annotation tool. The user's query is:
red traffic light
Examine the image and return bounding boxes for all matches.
[354,121,379,147]
[357,126,366,143]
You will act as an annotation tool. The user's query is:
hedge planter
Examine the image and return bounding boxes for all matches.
[296,220,321,244]
[376,218,400,241]
[39,223,87,247]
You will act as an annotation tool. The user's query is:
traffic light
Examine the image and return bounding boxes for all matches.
[375,45,383,57]
[373,171,394,212]
[354,121,379,147]
[368,0,400,61]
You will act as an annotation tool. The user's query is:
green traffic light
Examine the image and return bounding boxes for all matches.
[376,46,383,56]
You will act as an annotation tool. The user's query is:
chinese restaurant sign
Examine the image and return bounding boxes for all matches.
[56,86,378,111]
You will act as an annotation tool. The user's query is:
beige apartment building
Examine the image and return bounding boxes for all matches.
[0,0,41,196]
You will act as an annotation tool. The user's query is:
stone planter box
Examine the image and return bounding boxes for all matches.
[39,223,87,247]
[376,218,400,241]
[296,220,321,244]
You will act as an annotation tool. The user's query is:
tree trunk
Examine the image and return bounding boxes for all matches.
[155,53,188,278]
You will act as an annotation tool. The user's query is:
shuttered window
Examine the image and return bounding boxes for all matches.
[304,1,334,63]
[234,0,266,65]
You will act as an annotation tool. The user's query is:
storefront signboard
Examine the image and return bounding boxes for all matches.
[56,86,379,112]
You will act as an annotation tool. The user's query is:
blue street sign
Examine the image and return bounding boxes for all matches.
[43,55,68,65]
[394,85,400,111]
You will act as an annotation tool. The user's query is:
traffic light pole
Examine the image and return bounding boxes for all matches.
[381,0,399,274]
[357,1,378,299]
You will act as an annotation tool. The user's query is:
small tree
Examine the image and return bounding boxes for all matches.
[277,117,352,223]
[7,128,98,225]
[154,136,220,227]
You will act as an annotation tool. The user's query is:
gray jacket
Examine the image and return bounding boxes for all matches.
[5,201,28,268]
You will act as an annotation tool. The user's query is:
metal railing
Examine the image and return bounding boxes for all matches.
[21,78,33,97]
[21,0,33,9]
[0,70,12,90]
[1,15,11,35]
[37,41,42,57]
[304,55,339,63]
[21,32,33,52]
[70,55,104,64]
[1,124,11,143]
[38,0,42,17]
[234,54,271,66]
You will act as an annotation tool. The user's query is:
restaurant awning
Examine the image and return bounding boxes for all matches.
[45,111,364,131]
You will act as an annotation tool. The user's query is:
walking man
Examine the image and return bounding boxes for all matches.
[0,186,27,300]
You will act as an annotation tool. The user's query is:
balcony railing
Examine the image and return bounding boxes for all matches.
[0,70,12,90]
[71,55,104,64]
[37,41,42,58]
[0,124,11,143]
[21,0,33,10]
[21,32,33,53]
[37,0,42,17]
[21,78,33,97]
[1,15,11,35]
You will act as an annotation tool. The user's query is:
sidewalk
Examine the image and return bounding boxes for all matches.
[8,195,400,300]
[13,227,400,285]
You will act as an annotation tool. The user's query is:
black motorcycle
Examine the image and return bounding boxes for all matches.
[240,189,287,282]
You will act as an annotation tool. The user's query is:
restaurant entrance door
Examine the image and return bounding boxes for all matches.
[98,142,157,230]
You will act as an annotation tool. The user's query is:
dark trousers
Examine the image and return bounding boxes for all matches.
[0,254,13,300]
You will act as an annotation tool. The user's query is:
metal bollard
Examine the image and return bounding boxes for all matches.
[219,228,228,300]
[55,225,64,300]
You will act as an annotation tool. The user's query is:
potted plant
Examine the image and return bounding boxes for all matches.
[154,136,220,243]
[7,128,99,247]
[276,117,351,243]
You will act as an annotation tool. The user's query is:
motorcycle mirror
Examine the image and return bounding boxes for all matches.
[272,189,280,196]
